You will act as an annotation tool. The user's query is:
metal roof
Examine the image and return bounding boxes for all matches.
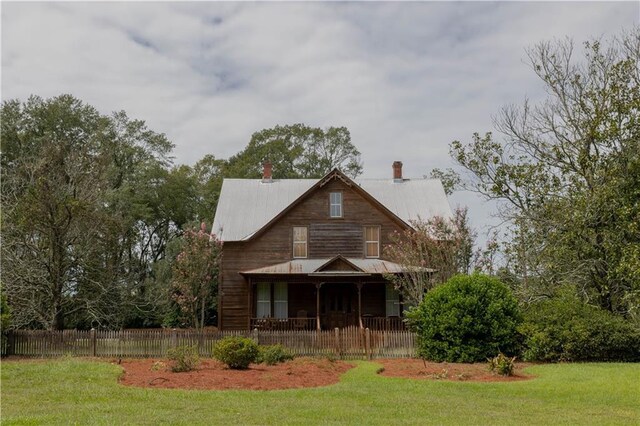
[212,176,453,242]
[240,258,428,275]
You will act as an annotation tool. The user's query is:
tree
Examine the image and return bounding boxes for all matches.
[225,124,363,179]
[1,95,174,329]
[449,29,640,315]
[170,224,222,330]
[384,207,475,306]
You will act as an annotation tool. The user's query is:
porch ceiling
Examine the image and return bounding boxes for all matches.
[240,257,433,276]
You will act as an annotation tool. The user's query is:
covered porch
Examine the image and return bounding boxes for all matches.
[241,256,411,331]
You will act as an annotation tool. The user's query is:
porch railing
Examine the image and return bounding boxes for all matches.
[249,317,407,331]
[250,317,316,331]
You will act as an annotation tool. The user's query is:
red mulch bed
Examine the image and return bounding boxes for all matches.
[117,357,353,390]
[377,358,535,382]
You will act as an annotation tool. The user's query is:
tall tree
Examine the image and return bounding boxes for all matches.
[449,29,640,314]
[1,95,174,329]
[225,124,363,179]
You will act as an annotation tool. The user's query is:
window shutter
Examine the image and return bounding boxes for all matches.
[273,282,288,319]
[385,283,400,317]
[256,283,271,318]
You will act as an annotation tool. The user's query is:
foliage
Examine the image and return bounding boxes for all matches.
[225,123,363,178]
[448,29,640,315]
[385,207,476,306]
[428,168,461,196]
[520,288,640,362]
[257,344,294,365]
[170,224,222,330]
[488,353,516,376]
[0,95,180,330]
[166,345,199,372]
[212,336,260,369]
[1,286,11,355]
[407,274,522,362]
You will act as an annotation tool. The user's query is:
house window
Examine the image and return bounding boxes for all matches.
[329,192,342,217]
[364,226,380,258]
[293,227,307,258]
[256,282,289,318]
[385,283,400,317]
[256,283,271,318]
[273,282,288,319]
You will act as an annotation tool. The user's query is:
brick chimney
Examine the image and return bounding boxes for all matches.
[262,160,273,183]
[392,161,403,182]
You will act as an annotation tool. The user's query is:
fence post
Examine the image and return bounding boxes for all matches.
[252,328,259,345]
[365,328,371,360]
[6,330,15,356]
[90,328,97,357]
[334,328,341,359]
[171,328,177,351]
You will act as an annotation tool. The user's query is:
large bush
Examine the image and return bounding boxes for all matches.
[212,336,260,369]
[407,274,521,363]
[521,289,640,362]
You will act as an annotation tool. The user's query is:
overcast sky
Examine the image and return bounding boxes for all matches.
[2,1,638,239]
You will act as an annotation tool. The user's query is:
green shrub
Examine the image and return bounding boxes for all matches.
[257,344,294,365]
[520,289,640,362]
[488,353,515,376]
[1,287,11,356]
[406,273,522,363]
[167,345,199,372]
[212,336,259,369]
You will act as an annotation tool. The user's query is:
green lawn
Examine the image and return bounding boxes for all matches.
[1,358,639,425]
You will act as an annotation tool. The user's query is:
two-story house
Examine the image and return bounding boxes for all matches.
[211,161,453,330]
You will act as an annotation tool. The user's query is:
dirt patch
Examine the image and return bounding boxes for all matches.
[377,358,535,382]
[117,357,353,390]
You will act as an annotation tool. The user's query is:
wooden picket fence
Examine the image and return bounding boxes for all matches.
[2,327,415,360]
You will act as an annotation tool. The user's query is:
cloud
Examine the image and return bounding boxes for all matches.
[2,1,638,238]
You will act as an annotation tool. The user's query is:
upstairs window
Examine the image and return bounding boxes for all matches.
[364,226,380,258]
[293,226,308,258]
[330,192,342,218]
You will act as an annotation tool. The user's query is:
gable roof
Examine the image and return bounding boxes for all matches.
[212,168,453,242]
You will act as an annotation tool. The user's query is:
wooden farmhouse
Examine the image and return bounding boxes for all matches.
[211,161,453,331]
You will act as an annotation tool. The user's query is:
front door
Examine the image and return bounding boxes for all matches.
[321,283,356,329]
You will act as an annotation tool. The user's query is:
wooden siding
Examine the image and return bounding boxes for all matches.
[220,177,407,330]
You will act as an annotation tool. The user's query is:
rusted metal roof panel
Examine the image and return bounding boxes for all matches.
[240,258,432,275]
[212,177,453,242]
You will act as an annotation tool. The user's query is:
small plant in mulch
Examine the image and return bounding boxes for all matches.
[488,353,516,376]
[257,344,294,366]
[212,336,259,369]
[456,373,471,381]
[324,352,338,363]
[150,361,167,372]
[167,345,199,372]
[430,368,449,380]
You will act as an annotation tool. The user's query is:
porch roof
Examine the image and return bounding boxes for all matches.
[240,257,434,276]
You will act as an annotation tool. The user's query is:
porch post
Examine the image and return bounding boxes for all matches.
[247,277,252,330]
[315,282,323,330]
[357,282,363,329]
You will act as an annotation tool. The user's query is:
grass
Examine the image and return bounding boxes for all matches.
[1,358,639,425]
